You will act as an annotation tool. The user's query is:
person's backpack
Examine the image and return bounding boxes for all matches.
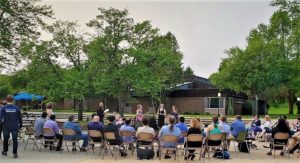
[137,147,154,160]
[238,142,250,153]
[213,150,230,159]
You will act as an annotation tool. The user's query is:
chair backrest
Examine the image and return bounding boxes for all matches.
[162,135,178,143]
[62,129,76,136]
[43,128,55,137]
[104,132,116,140]
[26,126,35,135]
[137,132,154,142]
[236,131,247,142]
[81,124,88,131]
[207,134,222,141]
[120,130,135,137]
[221,132,227,142]
[274,132,289,140]
[187,134,203,142]
[88,130,102,138]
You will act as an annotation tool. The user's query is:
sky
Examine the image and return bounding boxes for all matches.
[41,0,276,78]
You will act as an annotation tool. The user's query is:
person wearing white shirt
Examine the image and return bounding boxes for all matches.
[260,115,271,140]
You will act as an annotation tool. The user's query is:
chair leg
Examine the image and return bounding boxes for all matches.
[24,138,29,150]
[65,142,69,152]
[273,148,275,158]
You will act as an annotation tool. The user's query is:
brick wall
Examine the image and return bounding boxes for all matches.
[170,97,205,114]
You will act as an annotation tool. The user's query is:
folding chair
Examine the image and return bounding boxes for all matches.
[120,130,136,156]
[41,128,57,152]
[62,129,80,153]
[204,134,223,160]
[24,126,40,151]
[221,132,228,150]
[271,132,290,158]
[159,135,179,163]
[137,132,155,148]
[87,130,103,156]
[184,134,203,163]
[103,132,121,160]
[232,131,249,152]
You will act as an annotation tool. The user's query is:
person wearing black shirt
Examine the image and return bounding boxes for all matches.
[185,119,202,160]
[266,118,290,156]
[96,102,105,123]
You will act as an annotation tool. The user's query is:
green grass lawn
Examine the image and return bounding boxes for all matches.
[27,103,299,120]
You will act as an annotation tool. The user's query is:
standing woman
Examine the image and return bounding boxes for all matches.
[170,105,179,122]
[96,102,105,123]
[136,104,144,122]
[157,104,166,128]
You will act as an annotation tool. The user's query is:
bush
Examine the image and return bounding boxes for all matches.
[242,101,253,115]
[205,112,210,115]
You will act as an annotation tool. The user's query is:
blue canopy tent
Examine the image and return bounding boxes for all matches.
[14,92,44,101]
[14,92,44,110]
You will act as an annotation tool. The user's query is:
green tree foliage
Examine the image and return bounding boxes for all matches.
[0,75,13,99]
[210,0,300,114]
[0,0,53,68]
[86,8,184,115]
[183,66,195,76]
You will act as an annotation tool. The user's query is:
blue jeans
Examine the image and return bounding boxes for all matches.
[3,130,18,154]
[79,134,88,147]
[65,134,89,148]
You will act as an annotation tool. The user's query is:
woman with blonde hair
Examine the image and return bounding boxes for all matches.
[185,119,202,160]
[260,115,271,140]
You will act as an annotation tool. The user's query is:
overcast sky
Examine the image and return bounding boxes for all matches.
[41,0,276,78]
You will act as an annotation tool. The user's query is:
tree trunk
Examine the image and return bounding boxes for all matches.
[118,96,124,117]
[78,99,83,121]
[287,90,295,115]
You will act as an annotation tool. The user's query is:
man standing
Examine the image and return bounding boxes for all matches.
[96,102,105,123]
[0,95,22,158]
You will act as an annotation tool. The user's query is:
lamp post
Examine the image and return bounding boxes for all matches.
[297,97,300,115]
[217,92,221,117]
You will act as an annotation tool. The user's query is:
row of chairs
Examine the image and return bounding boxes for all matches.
[23,126,293,161]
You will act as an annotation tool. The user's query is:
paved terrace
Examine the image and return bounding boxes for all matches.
[0,137,299,163]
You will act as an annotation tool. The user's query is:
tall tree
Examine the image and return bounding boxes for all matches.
[86,8,183,116]
[0,0,53,69]
[210,0,300,114]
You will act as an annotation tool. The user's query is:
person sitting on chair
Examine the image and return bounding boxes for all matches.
[34,112,47,138]
[266,118,290,156]
[185,119,202,160]
[44,114,63,151]
[158,115,181,159]
[63,115,89,151]
[175,116,188,144]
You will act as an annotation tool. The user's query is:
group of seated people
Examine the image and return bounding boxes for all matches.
[32,111,300,159]
[245,114,300,156]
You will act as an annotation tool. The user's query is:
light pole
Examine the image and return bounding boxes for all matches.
[217,92,221,117]
[297,97,300,115]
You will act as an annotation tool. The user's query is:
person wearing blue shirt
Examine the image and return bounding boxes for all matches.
[87,115,103,144]
[0,95,22,158]
[218,115,231,138]
[34,112,47,137]
[120,118,136,143]
[158,115,181,159]
[175,116,188,143]
[63,115,88,151]
[230,115,246,138]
